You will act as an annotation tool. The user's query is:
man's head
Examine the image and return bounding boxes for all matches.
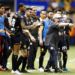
[5,7,11,17]
[25,8,32,17]
[18,3,25,12]
[0,4,5,15]
[47,11,54,19]
[31,7,37,16]
[40,10,47,19]
[53,13,62,24]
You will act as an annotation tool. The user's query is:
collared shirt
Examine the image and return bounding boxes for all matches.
[42,18,54,42]
[0,15,6,36]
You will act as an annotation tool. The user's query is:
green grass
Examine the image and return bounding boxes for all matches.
[0,46,75,75]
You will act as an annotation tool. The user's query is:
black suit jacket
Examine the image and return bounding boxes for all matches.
[44,25,59,49]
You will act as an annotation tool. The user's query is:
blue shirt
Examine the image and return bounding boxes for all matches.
[0,16,6,36]
[42,18,54,42]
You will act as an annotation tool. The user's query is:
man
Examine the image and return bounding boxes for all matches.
[22,7,40,71]
[38,11,54,72]
[11,3,26,74]
[44,13,63,73]
[0,4,5,71]
[4,7,12,61]
[58,13,73,71]
[17,7,40,73]
[0,4,10,71]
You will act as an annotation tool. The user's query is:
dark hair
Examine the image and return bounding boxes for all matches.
[40,10,46,14]
[0,4,4,8]
[47,10,53,13]
[5,7,10,11]
[26,8,32,11]
[18,3,24,9]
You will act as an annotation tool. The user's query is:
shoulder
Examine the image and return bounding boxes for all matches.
[44,18,48,22]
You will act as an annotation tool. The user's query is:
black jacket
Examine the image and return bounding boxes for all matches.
[44,24,59,49]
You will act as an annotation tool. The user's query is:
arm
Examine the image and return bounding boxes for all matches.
[59,23,74,27]
[38,25,44,46]
[21,20,38,30]
[23,29,36,42]
[4,17,10,29]
[0,29,5,33]
[4,17,11,37]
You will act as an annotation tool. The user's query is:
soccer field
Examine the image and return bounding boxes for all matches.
[0,46,75,75]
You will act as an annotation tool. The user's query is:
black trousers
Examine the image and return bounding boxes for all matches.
[62,51,67,68]
[1,36,9,68]
[27,41,38,69]
[0,36,4,65]
[39,45,47,68]
[45,46,58,70]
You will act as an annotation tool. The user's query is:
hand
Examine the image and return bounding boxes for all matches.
[6,31,11,37]
[23,29,29,33]
[30,36,36,43]
[0,29,5,33]
[62,46,67,51]
[32,22,38,29]
[59,32,62,36]
[39,39,43,47]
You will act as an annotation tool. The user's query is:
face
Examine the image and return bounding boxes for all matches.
[7,9,11,17]
[0,6,5,15]
[20,5,26,12]
[54,18,60,25]
[26,10,32,17]
[31,8,37,16]
[47,12,54,19]
[7,9,11,14]
[40,11,47,19]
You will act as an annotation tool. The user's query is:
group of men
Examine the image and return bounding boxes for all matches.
[0,3,73,74]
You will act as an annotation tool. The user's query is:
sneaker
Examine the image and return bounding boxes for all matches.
[49,67,55,72]
[63,68,68,71]
[11,70,15,73]
[55,68,63,73]
[44,69,51,72]
[21,70,29,73]
[27,69,36,73]
[15,70,22,75]
[38,67,44,72]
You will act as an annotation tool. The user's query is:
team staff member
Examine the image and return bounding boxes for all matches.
[44,14,62,73]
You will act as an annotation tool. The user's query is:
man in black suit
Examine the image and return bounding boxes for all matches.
[44,13,62,73]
